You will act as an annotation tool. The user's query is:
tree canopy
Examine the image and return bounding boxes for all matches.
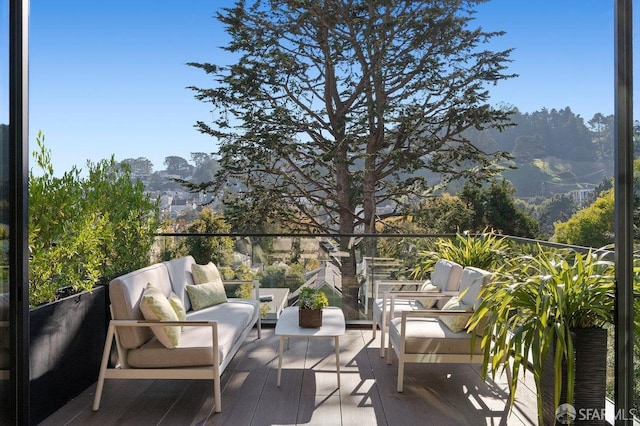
[190,0,514,233]
[189,0,515,317]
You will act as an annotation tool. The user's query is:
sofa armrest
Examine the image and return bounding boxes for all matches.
[106,319,220,370]
[111,319,218,327]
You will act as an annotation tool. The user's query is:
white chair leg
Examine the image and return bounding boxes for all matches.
[379,326,386,357]
[372,319,377,339]
[214,377,222,413]
[397,359,405,392]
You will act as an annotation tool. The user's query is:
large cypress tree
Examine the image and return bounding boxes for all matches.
[189,0,515,318]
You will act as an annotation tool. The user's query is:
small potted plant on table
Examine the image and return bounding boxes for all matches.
[298,287,329,328]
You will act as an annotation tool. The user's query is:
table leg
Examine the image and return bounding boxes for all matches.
[277,335,284,387]
[335,336,340,388]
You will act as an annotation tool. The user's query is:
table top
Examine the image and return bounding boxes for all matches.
[275,306,346,337]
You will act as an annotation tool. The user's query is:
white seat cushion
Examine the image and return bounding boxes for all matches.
[127,299,258,368]
[388,316,480,356]
[372,297,424,327]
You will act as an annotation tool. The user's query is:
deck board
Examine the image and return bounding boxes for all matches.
[39,327,537,425]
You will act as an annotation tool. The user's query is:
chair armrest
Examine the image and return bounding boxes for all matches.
[387,290,457,299]
[400,309,473,319]
[374,280,422,299]
[387,292,461,321]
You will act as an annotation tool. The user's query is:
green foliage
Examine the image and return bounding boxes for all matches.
[412,193,474,233]
[412,230,509,279]
[534,194,578,239]
[459,180,539,238]
[298,287,329,310]
[554,189,614,247]
[410,180,539,238]
[176,208,234,266]
[258,263,306,293]
[84,154,162,279]
[469,247,615,424]
[29,132,160,306]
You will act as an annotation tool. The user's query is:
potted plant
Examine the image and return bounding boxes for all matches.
[298,287,329,328]
[469,246,614,425]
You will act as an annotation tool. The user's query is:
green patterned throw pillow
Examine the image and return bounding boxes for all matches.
[439,297,473,333]
[139,284,181,348]
[185,281,228,311]
[191,262,223,285]
[168,291,187,320]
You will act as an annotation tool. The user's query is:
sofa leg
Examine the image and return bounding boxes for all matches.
[256,318,262,340]
[93,323,116,411]
[396,359,405,392]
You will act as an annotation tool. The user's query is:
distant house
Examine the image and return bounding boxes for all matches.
[168,198,196,218]
[568,188,595,206]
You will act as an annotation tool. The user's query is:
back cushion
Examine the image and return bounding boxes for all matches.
[109,263,172,349]
[431,259,463,292]
[444,261,464,292]
[163,256,197,311]
[458,267,492,310]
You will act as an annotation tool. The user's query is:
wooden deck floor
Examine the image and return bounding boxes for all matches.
[40,327,539,425]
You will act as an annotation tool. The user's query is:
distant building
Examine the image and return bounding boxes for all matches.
[568,188,595,206]
[289,262,343,307]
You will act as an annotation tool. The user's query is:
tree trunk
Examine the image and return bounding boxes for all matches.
[335,137,360,319]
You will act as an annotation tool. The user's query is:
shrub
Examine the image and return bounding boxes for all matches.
[411,229,509,279]
[28,132,160,306]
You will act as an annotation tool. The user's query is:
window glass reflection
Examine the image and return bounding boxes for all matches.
[0,0,10,422]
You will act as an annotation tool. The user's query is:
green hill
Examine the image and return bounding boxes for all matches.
[503,157,612,199]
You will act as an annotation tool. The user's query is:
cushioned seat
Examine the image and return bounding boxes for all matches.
[388,316,483,357]
[372,259,463,357]
[128,299,258,368]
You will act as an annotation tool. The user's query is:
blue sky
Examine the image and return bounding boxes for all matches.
[12,0,633,173]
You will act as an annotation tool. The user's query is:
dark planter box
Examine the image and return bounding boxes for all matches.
[29,284,108,424]
[299,308,323,328]
[542,327,607,425]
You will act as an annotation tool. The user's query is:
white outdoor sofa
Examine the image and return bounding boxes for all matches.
[387,266,492,392]
[371,259,463,357]
[92,255,261,413]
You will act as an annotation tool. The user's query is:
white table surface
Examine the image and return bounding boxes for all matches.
[275,306,346,387]
[275,306,346,337]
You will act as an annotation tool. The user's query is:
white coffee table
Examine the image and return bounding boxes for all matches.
[275,306,346,387]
